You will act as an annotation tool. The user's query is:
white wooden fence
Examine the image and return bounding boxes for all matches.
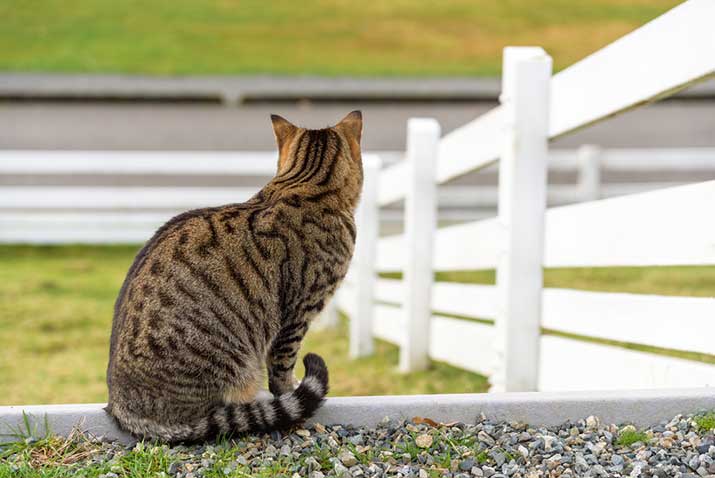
[337,0,715,392]
[2,147,714,243]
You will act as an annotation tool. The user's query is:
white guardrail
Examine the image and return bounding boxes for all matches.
[337,0,715,393]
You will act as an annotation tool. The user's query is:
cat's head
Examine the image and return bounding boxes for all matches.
[269,111,363,210]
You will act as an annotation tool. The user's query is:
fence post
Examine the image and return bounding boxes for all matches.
[350,154,382,358]
[490,47,552,392]
[578,144,602,202]
[399,118,440,373]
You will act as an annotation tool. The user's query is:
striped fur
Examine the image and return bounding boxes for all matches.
[106,112,363,442]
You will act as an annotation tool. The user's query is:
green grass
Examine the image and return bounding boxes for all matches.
[0,245,488,406]
[0,424,176,478]
[0,0,680,76]
[694,412,715,432]
[616,429,649,447]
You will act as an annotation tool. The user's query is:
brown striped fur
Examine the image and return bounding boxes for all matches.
[106,111,363,442]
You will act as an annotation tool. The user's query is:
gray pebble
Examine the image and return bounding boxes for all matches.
[460,458,475,471]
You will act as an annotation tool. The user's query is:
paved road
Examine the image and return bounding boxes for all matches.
[1,99,714,152]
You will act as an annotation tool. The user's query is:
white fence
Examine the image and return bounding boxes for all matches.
[2,147,714,243]
[337,0,715,392]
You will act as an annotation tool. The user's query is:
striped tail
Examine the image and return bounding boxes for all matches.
[113,353,329,443]
[209,352,329,438]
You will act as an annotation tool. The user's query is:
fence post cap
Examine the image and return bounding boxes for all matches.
[503,46,550,62]
[407,117,441,135]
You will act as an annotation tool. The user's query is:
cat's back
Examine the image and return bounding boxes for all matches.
[108,201,269,355]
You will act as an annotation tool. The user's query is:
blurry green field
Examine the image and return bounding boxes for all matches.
[0,0,680,76]
[0,245,488,405]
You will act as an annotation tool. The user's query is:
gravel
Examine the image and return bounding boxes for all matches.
[3,412,715,477]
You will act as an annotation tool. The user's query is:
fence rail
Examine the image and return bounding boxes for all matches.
[3,147,712,244]
[336,280,715,390]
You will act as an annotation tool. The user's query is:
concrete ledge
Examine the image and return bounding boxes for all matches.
[2,74,715,103]
[0,74,501,103]
[1,388,713,445]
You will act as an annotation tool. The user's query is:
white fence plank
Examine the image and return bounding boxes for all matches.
[436,183,690,208]
[543,180,715,267]
[0,212,170,244]
[375,280,497,321]
[0,229,155,244]
[377,217,502,272]
[597,148,715,172]
[377,180,715,271]
[547,148,715,172]
[0,151,278,175]
[373,305,407,346]
[377,279,715,357]
[378,147,715,210]
[549,0,715,139]
[430,316,495,378]
[542,289,715,357]
[539,336,715,391]
[0,187,258,209]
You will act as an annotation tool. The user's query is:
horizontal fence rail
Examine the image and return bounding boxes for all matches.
[3,148,712,244]
[373,278,715,357]
[0,151,279,175]
[377,180,715,271]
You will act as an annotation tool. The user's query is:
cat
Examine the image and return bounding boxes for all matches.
[106,111,363,442]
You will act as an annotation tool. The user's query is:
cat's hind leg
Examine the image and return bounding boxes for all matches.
[266,321,309,396]
[222,361,263,404]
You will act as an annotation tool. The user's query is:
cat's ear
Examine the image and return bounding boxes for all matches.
[335,110,362,144]
[270,114,298,150]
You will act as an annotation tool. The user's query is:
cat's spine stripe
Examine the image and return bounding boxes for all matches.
[316,135,342,186]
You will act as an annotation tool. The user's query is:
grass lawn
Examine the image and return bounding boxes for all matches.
[0,0,680,76]
[0,245,487,406]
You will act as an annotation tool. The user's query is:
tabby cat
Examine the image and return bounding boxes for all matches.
[106,111,363,442]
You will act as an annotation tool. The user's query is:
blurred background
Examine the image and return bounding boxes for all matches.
[1,0,713,405]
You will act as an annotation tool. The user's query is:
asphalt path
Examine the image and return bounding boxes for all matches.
[1,99,714,152]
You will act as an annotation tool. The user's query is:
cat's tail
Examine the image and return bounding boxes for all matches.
[109,353,329,443]
[203,352,329,440]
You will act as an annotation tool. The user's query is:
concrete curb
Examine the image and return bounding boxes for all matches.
[1,388,713,445]
[0,74,501,103]
[3,74,715,103]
